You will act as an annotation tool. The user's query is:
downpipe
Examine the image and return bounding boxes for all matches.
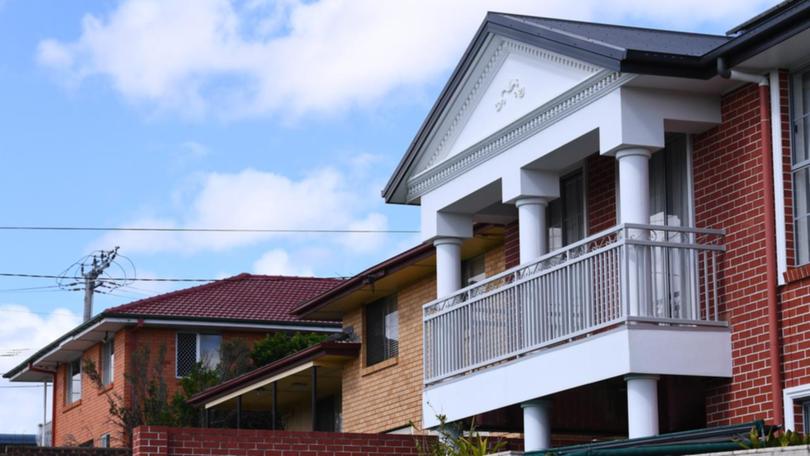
[718,58,783,426]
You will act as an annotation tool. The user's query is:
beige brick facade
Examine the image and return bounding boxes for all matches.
[341,243,505,434]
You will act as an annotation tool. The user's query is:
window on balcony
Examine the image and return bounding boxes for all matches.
[548,170,585,251]
[650,133,690,227]
[462,254,486,286]
[66,358,81,405]
[100,336,115,386]
[366,296,398,365]
[176,333,222,377]
[792,69,810,265]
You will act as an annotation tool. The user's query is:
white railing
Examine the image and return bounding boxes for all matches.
[423,223,725,385]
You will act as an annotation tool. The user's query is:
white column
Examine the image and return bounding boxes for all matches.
[616,148,651,225]
[434,237,463,298]
[516,197,549,263]
[625,375,659,439]
[522,399,552,452]
[616,148,651,317]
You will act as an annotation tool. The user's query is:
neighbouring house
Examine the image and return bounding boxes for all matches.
[187,226,507,435]
[2,273,342,448]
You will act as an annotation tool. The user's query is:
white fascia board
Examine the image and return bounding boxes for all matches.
[422,324,731,428]
[137,319,340,333]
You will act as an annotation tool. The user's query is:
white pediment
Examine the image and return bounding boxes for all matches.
[413,37,604,176]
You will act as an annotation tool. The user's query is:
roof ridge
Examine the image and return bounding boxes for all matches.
[103,273,343,315]
[492,12,730,40]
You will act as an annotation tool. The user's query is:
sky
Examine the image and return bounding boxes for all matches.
[0,0,781,436]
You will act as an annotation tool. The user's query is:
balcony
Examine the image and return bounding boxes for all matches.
[423,223,726,386]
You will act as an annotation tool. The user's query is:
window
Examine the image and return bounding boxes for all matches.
[100,337,115,386]
[461,254,486,286]
[366,296,398,365]
[792,69,810,265]
[98,434,111,448]
[66,359,81,404]
[548,171,585,251]
[176,333,222,377]
[649,133,690,227]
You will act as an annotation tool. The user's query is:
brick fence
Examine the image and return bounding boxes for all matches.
[133,426,430,456]
[4,448,130,456]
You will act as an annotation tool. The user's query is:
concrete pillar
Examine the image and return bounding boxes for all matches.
[434,237,463,298]
[616,148,651,225]
[616,148,652,316]
[625,374,659,439]
[522,399,552,452]
[516,197,549,263]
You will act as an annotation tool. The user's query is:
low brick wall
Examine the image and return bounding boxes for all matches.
[4,448,130,456]
[133,426,428,456]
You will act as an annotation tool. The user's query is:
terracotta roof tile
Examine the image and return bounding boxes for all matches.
[104,273,343,323]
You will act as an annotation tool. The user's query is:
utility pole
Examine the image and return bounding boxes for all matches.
[81,247,118,321]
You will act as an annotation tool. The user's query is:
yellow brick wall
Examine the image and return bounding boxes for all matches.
[341,242,505,434]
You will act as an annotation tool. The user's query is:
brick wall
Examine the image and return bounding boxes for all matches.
[54,327,268,447]
[131,426,425,456]
[692,83,774,426]
[586,153,617,235]
[341,274,434,433]
[54,329,130,447]
[4,448,130,456]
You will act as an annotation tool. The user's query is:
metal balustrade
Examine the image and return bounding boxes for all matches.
[423,223,725,385]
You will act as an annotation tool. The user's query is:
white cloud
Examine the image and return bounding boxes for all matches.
[0,305,80,434]
[252,248,314,276]
[37,0,778,119]
[91,164,392,255]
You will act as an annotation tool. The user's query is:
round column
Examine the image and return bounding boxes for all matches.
[515,197,549,263]
[616,148,651,225]
[522,399,552,452]
[434,237,463,298]
[625,374,659,439]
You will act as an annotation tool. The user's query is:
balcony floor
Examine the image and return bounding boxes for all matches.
[422,321,731,428]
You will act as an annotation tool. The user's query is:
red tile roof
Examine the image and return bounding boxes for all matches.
[104,273,343,324]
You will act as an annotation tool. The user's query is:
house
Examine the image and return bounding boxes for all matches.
[376,0,810,452]
[186,226,525,437]
[2,273,342,448]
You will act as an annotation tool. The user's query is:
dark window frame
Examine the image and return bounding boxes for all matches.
[365,296,399,366]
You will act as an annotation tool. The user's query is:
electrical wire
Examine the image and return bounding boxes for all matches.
[0,225,418,234]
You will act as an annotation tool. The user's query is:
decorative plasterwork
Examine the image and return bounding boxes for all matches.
[406,70,636,201]
[495,79,525,112]
[416,37,602,173]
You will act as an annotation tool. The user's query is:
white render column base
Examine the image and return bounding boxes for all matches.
[522,399,552,452]
[625,374,660,439]
[515,197,549,264]
[434,237,463,298]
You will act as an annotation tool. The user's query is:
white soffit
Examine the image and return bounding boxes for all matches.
[414,36,603,176]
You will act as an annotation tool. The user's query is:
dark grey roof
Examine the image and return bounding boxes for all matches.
[382,1,810,204]
[499,14,730,57]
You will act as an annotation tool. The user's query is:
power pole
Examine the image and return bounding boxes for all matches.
[81,247,118,321]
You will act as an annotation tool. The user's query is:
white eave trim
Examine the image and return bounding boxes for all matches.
[9,317,340,382]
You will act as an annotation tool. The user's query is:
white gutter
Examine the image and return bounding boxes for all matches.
[770,70,788,285]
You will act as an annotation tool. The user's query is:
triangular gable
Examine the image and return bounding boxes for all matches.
[411,36,604,180]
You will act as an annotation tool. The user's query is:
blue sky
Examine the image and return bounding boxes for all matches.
[0,0,780,435]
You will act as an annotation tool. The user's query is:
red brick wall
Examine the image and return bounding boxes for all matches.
[54,327,269,447]
[132,426,425,456]
[586,154,617,235]
[692,83,774,426]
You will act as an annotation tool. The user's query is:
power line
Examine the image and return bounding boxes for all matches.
[0,225,418,234]
[0,272,214,282]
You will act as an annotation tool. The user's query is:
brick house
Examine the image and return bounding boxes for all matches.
[375,1,810,452]
[183,3,810,452]
[3,273,342,448]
